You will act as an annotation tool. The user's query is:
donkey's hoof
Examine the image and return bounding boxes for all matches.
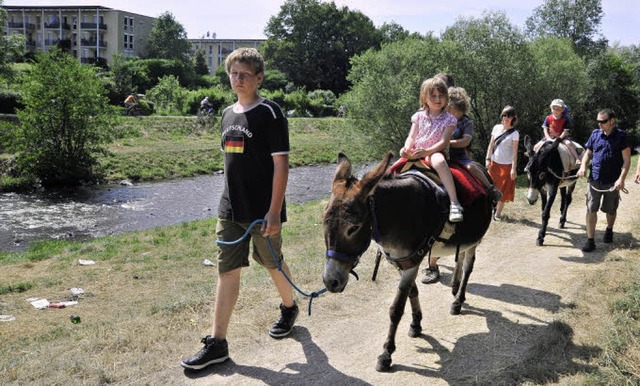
[559,221,565,229]
[408,325,422,338]
[536,238,544,246]
[450,303,462,315]
[376,354,392,372]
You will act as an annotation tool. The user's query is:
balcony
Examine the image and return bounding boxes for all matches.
[80,57,107,66]
[43,39,71,49]
[79,22,107,30]
[80,39,107,48]
[8,22,36,30]
[44,22,71,30]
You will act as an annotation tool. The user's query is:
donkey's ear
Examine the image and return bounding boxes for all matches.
[333,152,353,183]
[358,151,393,197]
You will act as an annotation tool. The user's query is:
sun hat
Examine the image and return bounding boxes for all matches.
[550,99,565,108]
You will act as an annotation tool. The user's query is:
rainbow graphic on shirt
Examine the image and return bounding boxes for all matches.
[224,135,244,153]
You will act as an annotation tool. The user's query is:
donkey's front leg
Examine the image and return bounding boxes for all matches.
[537,185,558,246]
[377,266,419,372]
[408,282,422,338]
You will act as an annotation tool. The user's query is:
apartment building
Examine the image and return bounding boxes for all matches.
[190,36,265,75]
[2,5,156,65]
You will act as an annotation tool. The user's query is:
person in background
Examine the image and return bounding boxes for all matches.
[634,158,640,184]
[181,48,299,370]
[534,99,581,162]
[124,94,137,109]
[486,106,519,221]
[577,108,630,252]
[200,96,214,113]
[400,77,464,223]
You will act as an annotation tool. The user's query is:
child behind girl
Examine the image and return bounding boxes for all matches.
[399,77,464,222]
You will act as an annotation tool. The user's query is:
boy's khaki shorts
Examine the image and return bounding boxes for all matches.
[586,180,620,215]
[215,218,283,274]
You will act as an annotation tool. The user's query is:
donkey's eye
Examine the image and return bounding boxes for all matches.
[347,225,360,237]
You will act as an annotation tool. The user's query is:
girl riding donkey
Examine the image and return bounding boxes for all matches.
[398,77,464,223]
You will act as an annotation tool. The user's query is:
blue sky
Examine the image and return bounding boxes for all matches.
[4,0,639,46]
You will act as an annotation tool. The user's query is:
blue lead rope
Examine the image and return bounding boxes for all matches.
[215,219,327,315]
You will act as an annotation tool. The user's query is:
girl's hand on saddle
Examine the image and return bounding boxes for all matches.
[399,147,412,159]
[411,148,429,160]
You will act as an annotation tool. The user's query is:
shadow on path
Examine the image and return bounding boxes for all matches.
[183,326,371,385]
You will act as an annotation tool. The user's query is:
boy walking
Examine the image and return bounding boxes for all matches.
[577,109,630,252]
[181,48,298,370]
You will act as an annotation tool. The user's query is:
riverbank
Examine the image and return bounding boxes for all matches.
[0,116,380,191]
[1,170,639,384]
[100,116,378,182]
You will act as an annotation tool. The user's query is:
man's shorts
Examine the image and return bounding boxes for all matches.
[586,180,620,214]
[215,218,284,274]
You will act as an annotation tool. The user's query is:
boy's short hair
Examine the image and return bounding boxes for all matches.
[447,87,470,115]
[224,47,264,75]
[420,77,449,110]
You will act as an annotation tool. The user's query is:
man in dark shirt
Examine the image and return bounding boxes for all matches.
[577,108,631,252]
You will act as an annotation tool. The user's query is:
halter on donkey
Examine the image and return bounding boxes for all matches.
[322,152,492,372]
[523,136,583,246]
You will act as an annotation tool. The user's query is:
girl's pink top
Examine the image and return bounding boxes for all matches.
[411,109,457,151]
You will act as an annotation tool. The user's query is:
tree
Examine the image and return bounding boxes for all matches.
[442,11,539,153]
[193,49,209,76]
[343,37,444,151]
[525,0,607,57]
[0,1,12,80]
[378,22,421,44]
[16,50,115,187]
[585,51,639,135]
[146,74,188,115]
[147,11,192,61]
[263,0,382,95]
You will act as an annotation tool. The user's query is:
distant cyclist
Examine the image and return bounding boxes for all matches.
[200,96,214,114]
[124,94,137,110]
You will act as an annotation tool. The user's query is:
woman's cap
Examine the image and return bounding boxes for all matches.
[550,99,565,108]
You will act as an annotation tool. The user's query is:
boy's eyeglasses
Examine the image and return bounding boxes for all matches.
[596,118,609,124]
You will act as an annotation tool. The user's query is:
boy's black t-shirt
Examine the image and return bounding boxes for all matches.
[218,98,289,223]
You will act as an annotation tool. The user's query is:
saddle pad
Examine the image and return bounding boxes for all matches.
[387,158,485,205]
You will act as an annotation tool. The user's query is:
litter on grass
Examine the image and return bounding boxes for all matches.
[203,259,215,266]
[27,298,50,309]
[78,259,96,266]
[70,288,85,296]
[0,315,16,322]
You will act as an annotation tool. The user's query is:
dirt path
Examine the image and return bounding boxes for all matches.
[171,180,639,385]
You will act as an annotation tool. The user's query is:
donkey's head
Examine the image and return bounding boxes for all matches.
[523,136,562,204]
[322,151,393,293]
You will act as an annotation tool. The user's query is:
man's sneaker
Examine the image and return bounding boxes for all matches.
[449,203,464,223]
[603,228,613,243]
[488,185,503,204]
[421,265,440,284]
[269,302,299,338]
[180,336,229,370]
[581,238,596,252]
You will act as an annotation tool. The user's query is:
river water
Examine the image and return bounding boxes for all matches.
[0,163,372,252]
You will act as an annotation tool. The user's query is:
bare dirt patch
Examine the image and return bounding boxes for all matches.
[153,178,640,385]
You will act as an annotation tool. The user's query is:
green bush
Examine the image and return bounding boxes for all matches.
[284,90,312,117]
[185,87,233,115]
[261,89,286,109]
[16,49,115,187]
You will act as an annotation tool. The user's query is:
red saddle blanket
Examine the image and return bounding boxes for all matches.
[388,158,485,205]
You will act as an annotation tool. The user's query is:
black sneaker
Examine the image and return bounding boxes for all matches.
[581,239,596,252]
[180,336,229,370]
[603,228,613,243]
[269,302,299,338]
[421,265,440,284]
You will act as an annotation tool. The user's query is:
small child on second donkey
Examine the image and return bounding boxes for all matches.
[399,77,464,223]
[533,99,582,164]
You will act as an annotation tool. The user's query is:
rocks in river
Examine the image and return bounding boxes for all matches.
[119,180,133,186]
